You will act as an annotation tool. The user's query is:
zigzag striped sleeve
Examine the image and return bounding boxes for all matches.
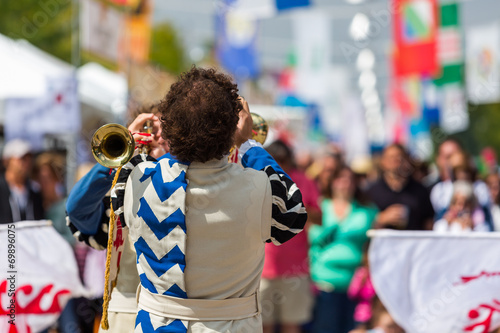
[264,165,308,245]
[111,154,157,228]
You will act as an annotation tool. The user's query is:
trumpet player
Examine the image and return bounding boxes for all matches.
[110,66,307,333]
[66,105,167,333]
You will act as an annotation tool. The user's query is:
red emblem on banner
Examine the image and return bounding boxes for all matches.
[464,299,500,333]
[0,280,70,333]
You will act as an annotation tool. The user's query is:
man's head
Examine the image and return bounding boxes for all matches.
[380,143,411,178]
[265,140,294,172]
[2,139,33,180]
[437,139,463,180]
[159,67,241,163]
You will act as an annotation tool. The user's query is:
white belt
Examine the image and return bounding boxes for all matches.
[108,290,138,314]
[138,287,261,321]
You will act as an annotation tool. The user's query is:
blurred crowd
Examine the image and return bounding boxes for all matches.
[2,130,500,333]
[260,137,500,333]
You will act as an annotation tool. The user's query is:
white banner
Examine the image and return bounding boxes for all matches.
[440,83,469,134]
[0,221,90,333]
[369,230,500,333]
[292,10,331,103]
[4,76,80,150]
[80,0,124,63]
[466,23,500,104]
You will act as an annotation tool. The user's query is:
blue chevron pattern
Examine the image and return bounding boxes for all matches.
[135,237,186,278]
[139,162,188,202]
[137,198,187,240]
[127,154,190,333]
[135,310,188,333]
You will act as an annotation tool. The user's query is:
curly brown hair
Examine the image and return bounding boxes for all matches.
[158,66,241,163]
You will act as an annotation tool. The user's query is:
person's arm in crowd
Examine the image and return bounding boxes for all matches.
[306,204,322,226]
[296,171,322,227]
[373,204,407,229]
[235,98,307,245]
[66,163,114,235]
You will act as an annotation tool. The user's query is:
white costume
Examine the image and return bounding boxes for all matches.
[113,142,307,332]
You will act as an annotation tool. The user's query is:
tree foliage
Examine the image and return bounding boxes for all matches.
[149,23,187,75]
[467,103,500,156]
[0,0,73,63]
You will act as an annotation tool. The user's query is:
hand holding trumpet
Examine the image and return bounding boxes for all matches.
[234,97,268,147]
[127,113,168,159]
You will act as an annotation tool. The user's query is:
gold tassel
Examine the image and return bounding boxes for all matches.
[101,167,122,330]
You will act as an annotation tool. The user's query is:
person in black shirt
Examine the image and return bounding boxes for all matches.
[366,144,434,230]
[0,139,44,223]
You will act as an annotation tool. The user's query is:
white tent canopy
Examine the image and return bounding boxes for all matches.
[0,33,128,122]
[77,62,127,116]
[0,34,74,100]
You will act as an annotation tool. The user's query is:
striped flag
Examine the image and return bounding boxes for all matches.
[434,1,463,86]
[433,1,468,134]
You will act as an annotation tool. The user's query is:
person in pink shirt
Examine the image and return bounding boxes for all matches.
[260,140,322,333]
[348,249,376,329]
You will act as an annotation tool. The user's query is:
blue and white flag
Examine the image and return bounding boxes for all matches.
[215,0,311,79]
[216,0,259,80]
[227,0,310,18]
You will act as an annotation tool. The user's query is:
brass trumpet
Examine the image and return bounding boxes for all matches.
[91,124,135,168]
[92,115,267,168]
[251,113,268,145]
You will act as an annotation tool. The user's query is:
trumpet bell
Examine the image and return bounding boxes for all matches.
[91,124,135,168]
[251,113,268,145]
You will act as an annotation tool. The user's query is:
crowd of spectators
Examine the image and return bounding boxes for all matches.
[260,137,500,333]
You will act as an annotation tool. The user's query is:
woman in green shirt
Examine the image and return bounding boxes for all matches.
[309,166,377,333]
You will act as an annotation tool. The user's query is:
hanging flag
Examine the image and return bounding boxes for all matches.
[292,10,331,102]
[226,0,310,19]
[276,0,310,11]
[0,221,90,333]
[80,0,124,64]
[422,79,440,126]
[440,83,468,134]
[369,230,500,333]
[466,23,500,105]
[393,0,439,77]
[431,1,469,134]
[215,0,259,80]
[215,0,311,78]
[434,1,463,86]
[107,0,141,9]
[119,0,153,65]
